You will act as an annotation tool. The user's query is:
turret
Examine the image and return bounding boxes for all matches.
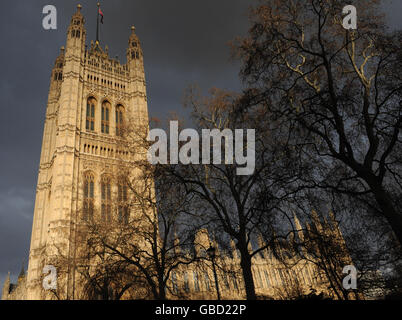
[50,46,65,91]
[126,26,147,118]
[65,4,86,55]
[293,212,304,241]
[127,26,144,70]
[230,239,238,260]
[18,264,26,283]
[311,209,323,233]
[194,229,210,256]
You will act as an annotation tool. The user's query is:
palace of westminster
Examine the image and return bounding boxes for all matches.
[2,5,353,300]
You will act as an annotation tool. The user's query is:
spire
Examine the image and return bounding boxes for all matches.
[293,211,304,241]
[311,209,323,232]
[230,239,238,259]
[66,4,86,49]
[73,4,84,19]
[174,232,181,255]
[18,263,25,282]
[127,25,143,63]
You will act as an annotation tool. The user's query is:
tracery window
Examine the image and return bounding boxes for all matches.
[101,101,111,134]
[172,272,178,294]
[101,176,112,222]
[83,172,95,220]
[204,272,210,291]
[264,270,270,288]
[183,272,190,293]
[86,98,96,132]
[193,272,200,292]
[116,105,124,136]
[117,179,129,224]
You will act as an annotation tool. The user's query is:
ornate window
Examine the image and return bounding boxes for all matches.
[223,273,230,290]
[256,269,263,288]
[171,272,178,294]
[83,172,95,220]
[183,272,190,293]
[117,179,129,224]
[231,273,238,291]
[101,176,112,222]
[264,270,270,288]
[204,272,210,291]
[101,101,111,134]
[116,105,124,136]
[193,272,200,292]
[86,98,96,132]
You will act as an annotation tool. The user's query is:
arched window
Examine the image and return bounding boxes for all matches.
[83,172,95,220]
[101,101,111,134]
[172,272,178,294]
[204,272,210,291]
[101,176,112,222]
[115,105,124,136]
[86,98,96,132]
[117,178,129,224]
[193,272,200,292]
[183,272,190,293]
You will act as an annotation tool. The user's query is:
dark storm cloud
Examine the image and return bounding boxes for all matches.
[0,0,401,290]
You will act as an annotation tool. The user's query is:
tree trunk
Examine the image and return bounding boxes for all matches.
[158,278,166,300]
[371,183,402,250]
[238,245,257,300]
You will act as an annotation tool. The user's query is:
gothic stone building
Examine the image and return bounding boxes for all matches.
[3,5,148,300]
[2,5,353,300]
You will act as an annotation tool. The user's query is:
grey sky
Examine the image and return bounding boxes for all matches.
[0,0,401,290]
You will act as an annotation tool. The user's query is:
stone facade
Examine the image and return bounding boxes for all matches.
[165,215,347,300]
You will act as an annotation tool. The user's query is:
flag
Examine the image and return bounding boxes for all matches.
[99,8,104,24]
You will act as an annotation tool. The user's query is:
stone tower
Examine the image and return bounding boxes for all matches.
[26,5,149,300]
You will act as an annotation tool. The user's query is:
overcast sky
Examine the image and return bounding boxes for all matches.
[0,0,401,292]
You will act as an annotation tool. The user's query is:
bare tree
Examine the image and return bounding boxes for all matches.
[79,120,200,300]
[234,0,402,252]
[165,88,298,300]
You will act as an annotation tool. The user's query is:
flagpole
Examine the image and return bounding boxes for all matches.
[96,2,100,44]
